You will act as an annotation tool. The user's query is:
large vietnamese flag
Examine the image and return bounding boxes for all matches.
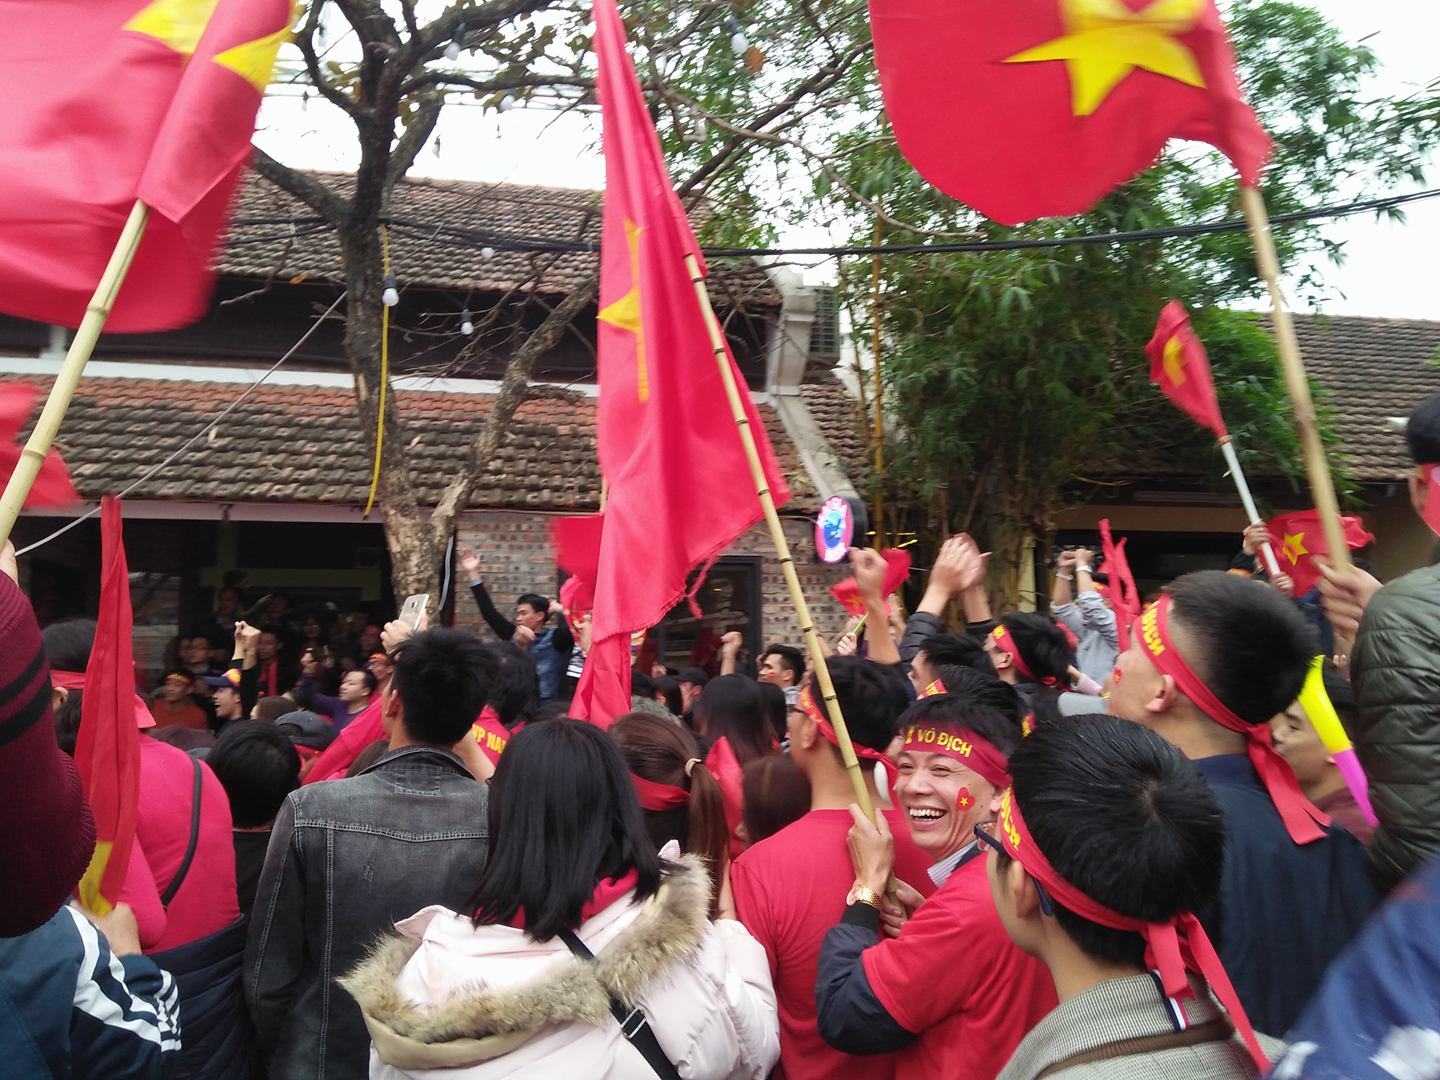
[0,0,291,332]
[867,0,1272,225]
[75,496,139,915]
[558,0,791,726]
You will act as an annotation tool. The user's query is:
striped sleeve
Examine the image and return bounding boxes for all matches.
[64,906,182,1078]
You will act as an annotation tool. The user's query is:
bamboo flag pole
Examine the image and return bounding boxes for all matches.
[0,200,151,548]
[1217,437,1282,577]
[1238,184,1352,576]
[686,253,878,822]
[870,213,886,551]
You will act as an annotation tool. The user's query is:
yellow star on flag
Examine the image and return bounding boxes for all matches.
[1005,0,1208,117]
[124,0,221,56]
[214,24,289,92]
[1163,335,1188,385]
[1281,532,1309,566]
[597,218,649,403]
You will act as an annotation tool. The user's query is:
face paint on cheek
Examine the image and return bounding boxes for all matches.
[1112,667,1123,685]
[955,787,973,812]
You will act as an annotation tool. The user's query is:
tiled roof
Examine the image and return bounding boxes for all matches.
[800,376,871,481]
[9,374,813,511]
[1274,314,1440,482]
[222,169,781,308]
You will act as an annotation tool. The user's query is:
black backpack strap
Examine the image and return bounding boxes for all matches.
[160,756,204,908]
[558,928,681,1080]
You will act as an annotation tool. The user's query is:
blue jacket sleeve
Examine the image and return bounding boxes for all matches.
[66,908,182,1079]
[814,904,916,1055]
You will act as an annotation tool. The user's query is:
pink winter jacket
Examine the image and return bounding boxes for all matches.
[341,852,779,1079]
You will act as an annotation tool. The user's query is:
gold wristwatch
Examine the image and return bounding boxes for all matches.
[846,882,882,910]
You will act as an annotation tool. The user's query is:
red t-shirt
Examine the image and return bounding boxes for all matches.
[731,808,937,1080]
[862,853,1057,1080]
[470,707,510,765]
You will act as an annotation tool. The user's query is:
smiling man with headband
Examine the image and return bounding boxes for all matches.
[983,713,1278,1079]
[1107,570,1377,1035]
[812,695,1054,1079]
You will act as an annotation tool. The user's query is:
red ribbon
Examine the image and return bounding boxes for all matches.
[991,624,1060,688]
[900,723,1011,789]
[630,772,690,811]
[1139,595,1328,845]
[797,683,897,779]
[997,789,1268,1073]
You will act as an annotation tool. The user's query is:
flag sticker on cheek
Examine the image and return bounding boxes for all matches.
[1112,667,1123,685]
[956,787,973,811]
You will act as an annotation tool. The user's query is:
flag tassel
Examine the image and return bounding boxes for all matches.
[1217,436,1282,577]
[685,254,878,825]
[1237,185,1352,586]
[0,200,150,546]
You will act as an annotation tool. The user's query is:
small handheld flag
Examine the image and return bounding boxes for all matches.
[1266,510,1374,596]
[1146,301,1227,439]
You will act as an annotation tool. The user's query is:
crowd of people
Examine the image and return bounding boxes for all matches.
[4,390,1440,1079]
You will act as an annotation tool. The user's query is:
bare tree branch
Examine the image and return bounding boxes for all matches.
[295,2,364,118]
[386,94,443,193]
[252,146,349,226]
[220,234,296,306]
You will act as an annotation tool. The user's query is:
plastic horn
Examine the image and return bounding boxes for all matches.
[1296,655,1377,827]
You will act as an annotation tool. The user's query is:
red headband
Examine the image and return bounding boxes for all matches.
[922,678,946,697]
[1139,595,1328,845]
[901,723,1011,788]
[631,773,690,811]
[997,789,1267,1073]
[991,625,1059,688]
[798,683,897,779]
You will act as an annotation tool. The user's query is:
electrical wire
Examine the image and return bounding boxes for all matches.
[15,292,348,558]
[230,184,1440,260]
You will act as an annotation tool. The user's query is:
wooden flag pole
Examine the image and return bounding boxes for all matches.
[1238,185,1352,575]
[685,254,878,823]
[1217,436,1282,577]
[0,200,151,548]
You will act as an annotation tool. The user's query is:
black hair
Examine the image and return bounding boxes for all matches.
[741,754,812,845]
[652,676,685,718]
[608,712,729,884]
[1405,391,1440,465]
[41,617,97,673]
[999,613,1073,686]
[695,675,774,766]
[390,629,498,745]
[1167,571,1316,727]
[756,681,788,742]
[470,718,666,941]
[486,643,540,728]
[760,644,804,684]
[896,694,1022,758]
[1003,713,1225,968]
[206,721,300,827]
[918,632,994,676]
[516,593,549,615]
[824,656,913,754]
[932,665,1025,733]
[630,669,656,701]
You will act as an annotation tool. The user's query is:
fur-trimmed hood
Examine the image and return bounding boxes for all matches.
[340,855,712,1072]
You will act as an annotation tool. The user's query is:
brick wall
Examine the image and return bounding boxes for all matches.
[454,511,852,647]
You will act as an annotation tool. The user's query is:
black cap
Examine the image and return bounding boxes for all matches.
[677,667,710,687]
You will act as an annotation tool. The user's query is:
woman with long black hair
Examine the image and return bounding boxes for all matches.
[342,718,779,1079]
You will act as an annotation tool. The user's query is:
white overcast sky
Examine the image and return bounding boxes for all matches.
[252,0,1439,319]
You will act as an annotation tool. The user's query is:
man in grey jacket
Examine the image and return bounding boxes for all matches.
[1320,391,1440,889]
[244,628,499,1079]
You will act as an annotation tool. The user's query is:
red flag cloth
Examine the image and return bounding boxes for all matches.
[867,0,1271,225]
[75,496,139,915]
[829,549,912,616]
[1098,519,1141,652]
[564,0,792,727]
[0,385,80,508]
[1267,510,1375,596]
[300,698,383,785]
[1146,301,1228,439]
[0,0,290,332]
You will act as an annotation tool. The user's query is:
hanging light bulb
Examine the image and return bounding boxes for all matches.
[444,23,466,61]
[433,134,442,159]
[460,308,475,336]
[381,275,399,307]
[498,95,517,112]
[480,246,495,259]
[300,88,310,112]
[730,30,749,56]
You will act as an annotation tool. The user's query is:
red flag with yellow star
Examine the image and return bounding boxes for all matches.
[1266,510,1374,596]
[1145,301,1228,439]
[0,0,290,332]
[559,0,792,726]
[868,0,1271,225]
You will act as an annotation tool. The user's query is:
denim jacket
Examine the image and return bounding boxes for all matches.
[243,746,490,1080]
